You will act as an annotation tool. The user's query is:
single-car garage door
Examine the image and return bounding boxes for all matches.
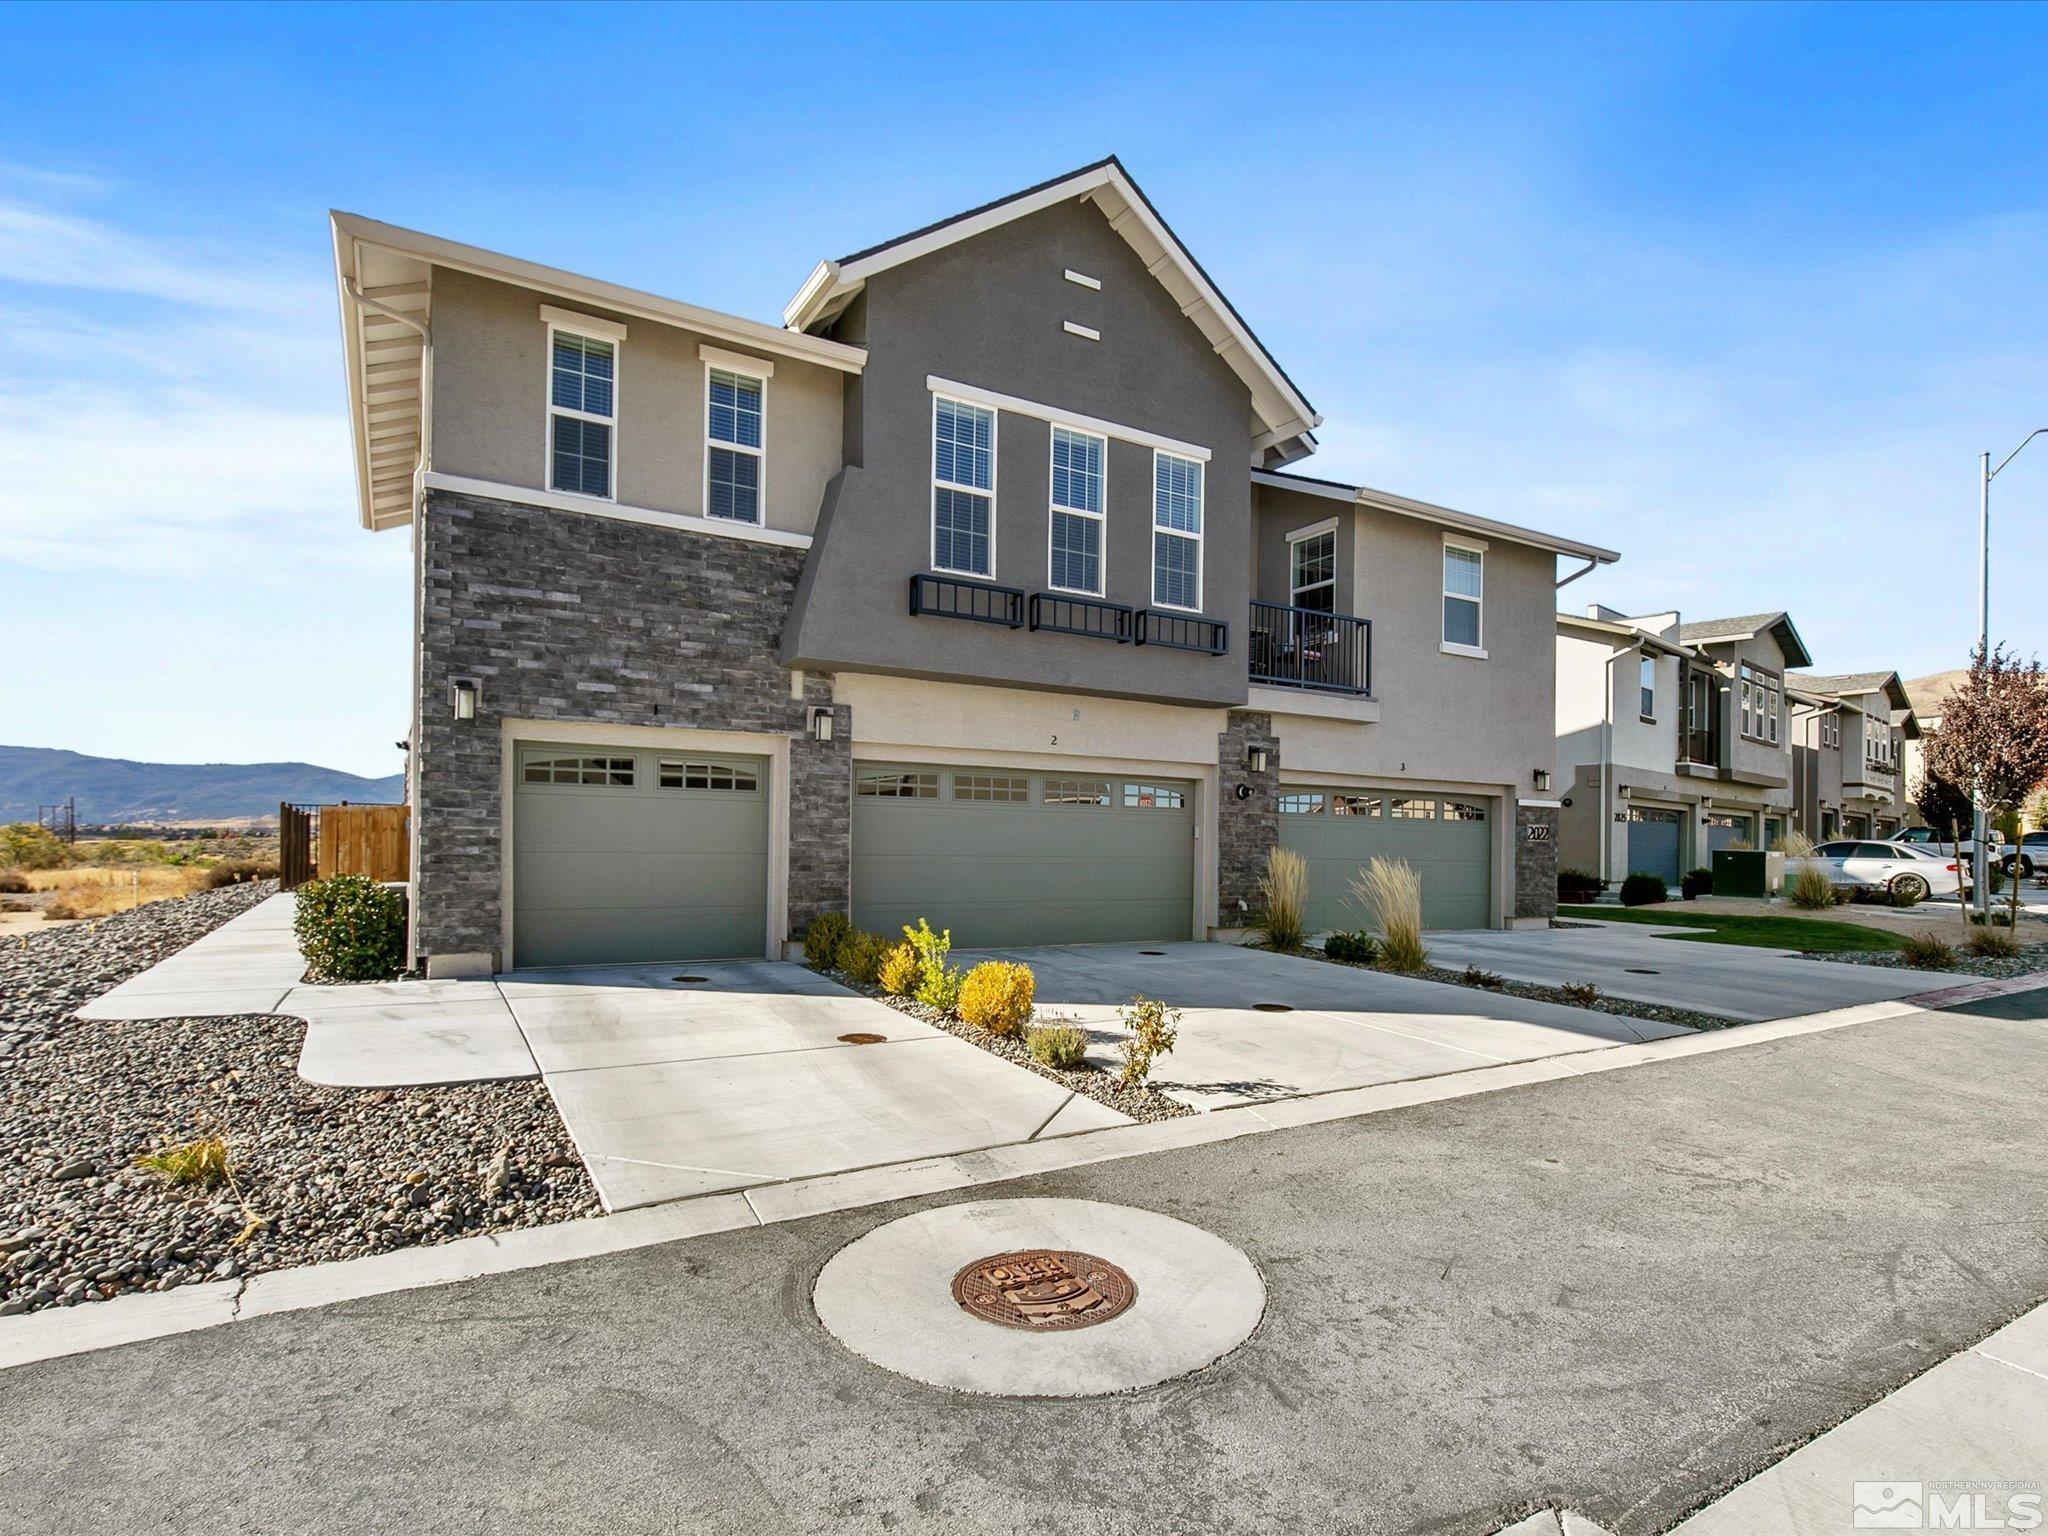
[512,745,769,968]
[852,763,1194,947]
[1279,788,1493,932]
[1707,812,1754,857]
[1626,807,1683,887]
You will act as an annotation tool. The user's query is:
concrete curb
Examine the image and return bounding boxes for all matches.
[4,971,2041,1375]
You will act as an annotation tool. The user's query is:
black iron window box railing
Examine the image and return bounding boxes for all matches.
[1029,592,1134,642]
[1135,608,1228,655]
[908,572,1025,629]
[1248,600,1371,695]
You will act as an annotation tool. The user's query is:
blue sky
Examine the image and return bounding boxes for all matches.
[3,1,2045,775]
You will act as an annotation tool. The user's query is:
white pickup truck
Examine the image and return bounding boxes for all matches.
[1893,826,2033,879]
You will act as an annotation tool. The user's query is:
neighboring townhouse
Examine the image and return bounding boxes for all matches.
[331,157,1616,976]
[1900,669,1967,823]
[1554,607,1808,888]
[1786,671,1917,840]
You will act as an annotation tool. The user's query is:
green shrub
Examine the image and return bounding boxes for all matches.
[1557,868,1602,903]
[1680,868,1714,900]
[1027,1024,1088,1070]
[1965,927,2022,959]
[1253,847,1308,952]
[1560,980,1599,1007]
[204,858,279,890]
[877,941,920,997]
[0,868,30,895]
[1786,864,1837,910]
[0,822,69,871]
[1899,932,1955,969]
[1619,872,1667,907]
[293,874,405,982]
[1322,930,1378,964]
[836,930,890,986]
[1462,965,1505,991]
[1116,995,1181,1086]
[903,918,961,1012]
[803,911,852,970]
[958,961,1035,1035]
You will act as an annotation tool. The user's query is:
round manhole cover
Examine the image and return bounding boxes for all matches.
[838,1032,887,1045]
[951,1249,1137,1332]
[1625,967,1660,975]
[1252,1002,1292,1013]
[672,974,710,983]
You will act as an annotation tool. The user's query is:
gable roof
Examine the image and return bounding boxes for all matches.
[1793,670,1911,711]
[1555,611,1691,656]
[782,157,1322,467]
[1677,611,1814,669]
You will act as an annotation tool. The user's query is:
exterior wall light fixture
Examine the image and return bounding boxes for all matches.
[1533,768,1552,792]
[809,706,835,743]
[452,679,478,722]
[1248,747,1269,774]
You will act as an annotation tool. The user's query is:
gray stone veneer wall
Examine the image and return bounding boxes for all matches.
[1514,803,1560,920]
[414,489,850,969]
[1216,711,1279,927]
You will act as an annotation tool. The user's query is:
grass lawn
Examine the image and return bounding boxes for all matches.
[1557,906,1904,953]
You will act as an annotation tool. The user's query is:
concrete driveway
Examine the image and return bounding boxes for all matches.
[1423,921,1936,1020]
[496,962,1125,1211]
[954,941,1687,1110]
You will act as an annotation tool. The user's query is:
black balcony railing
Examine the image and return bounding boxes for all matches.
[908,572,1025,629]
[1248,601,1371,695]
[1029,592,1134,643]
[1135,608,1229,655]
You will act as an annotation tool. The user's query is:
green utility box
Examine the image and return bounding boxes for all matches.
[1711,848,1780,898]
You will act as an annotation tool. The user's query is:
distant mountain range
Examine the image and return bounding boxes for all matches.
[0,745,405,826]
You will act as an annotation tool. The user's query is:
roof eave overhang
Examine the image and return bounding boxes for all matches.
[783,162,1321,461]
[1253,470,1621,565]
[1556,614,1692,657]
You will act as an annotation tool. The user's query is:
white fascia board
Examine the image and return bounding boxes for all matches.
[332,216,376,532]
[1253,469,1621,564]
[331,212,863,375]
[1553,612,1695,659]
[1251,469,1355,505]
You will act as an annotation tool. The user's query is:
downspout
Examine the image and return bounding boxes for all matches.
[1556,555,1601,590]
[1599,640,1645,888]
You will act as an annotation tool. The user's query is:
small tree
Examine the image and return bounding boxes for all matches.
[1925,643,2048,929]
[1913,761,1978,929]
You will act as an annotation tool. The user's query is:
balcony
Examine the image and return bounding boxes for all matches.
[1248,600,1371,695]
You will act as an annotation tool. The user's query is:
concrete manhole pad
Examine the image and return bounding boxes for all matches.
[813,1198,1264,1397]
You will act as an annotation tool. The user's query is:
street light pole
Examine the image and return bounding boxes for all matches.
[1973,429,2048,913]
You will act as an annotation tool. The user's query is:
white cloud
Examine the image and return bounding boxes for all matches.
[0,198,304,313]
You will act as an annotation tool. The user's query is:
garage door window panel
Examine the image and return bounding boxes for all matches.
[858,769,938,799]
[954,774,1029,803]
[659,761,759,792]
[523,754,635,787]
[1279,793,1325,815]
[1390,797,1438,820]
[1123,783,1186,809]
[1045,778,1112,807]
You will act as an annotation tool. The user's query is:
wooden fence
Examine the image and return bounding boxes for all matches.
[316,803,410,883]
[279,802,316,890]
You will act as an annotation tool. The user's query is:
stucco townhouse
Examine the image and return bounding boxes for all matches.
[1555,607,1812,888]
[1785,672,1916,841]
[331,157,1618,977]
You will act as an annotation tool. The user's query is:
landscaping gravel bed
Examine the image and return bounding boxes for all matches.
[0,879,275,1058]
[1806,939,2048,981]
[835,975,1194,1122]
[1,1011,598,1317]
[1304,945,1739,1032]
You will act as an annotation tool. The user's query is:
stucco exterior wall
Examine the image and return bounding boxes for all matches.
[1251,490,1354,612]
[428,268,846,539]
[782,198,1254,707]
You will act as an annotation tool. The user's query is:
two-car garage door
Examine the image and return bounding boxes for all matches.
[852,763,1195,948]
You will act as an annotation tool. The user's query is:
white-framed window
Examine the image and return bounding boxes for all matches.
[704,364,765,525]
[1442,540,1484,653]
[1047,425,1105,595]
[1639,655,1656,720]
[1152,451,1203,610]
[931,395,996,577]
[547,327,618,499]
[1739,663,1781,742]
[1289,526,1336,614]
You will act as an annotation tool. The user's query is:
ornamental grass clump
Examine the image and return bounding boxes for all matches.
[1350,857,1427,973]
[958,961,1035,1036]
[1253,847,1309,952]
[137,1135,230,1190]
[1965,927,2022,960]
[1899,932,1956,969]
[1771,830,1817,858]
[1786,863,1838,911]
[293,874,405,982]
[1027,1024,1088,1070]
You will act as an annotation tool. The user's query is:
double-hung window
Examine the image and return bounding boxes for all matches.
[705,365,765,524]
[1738,663,1781,742]
[932,397,996,577]
[1290,527,1336,614]
[1152,451,1203,610]
[1048,426,1105,595]
[1442,541,1484,652]
[549,328,616,498]
[1639,655,1656,720]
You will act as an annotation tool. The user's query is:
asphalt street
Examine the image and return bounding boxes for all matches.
[3,990,2045,1536]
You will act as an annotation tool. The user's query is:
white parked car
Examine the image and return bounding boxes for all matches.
[1797,840,1971,903]
[1892,825,2028,876]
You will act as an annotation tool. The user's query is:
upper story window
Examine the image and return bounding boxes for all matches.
[1152,452,1204,610]
[1821,714,1839,749]
[1442,541,1484,653]
[932,396,996,577]
[705,366,765,524]
[1738,662,1781,744]
[1290,527,1336,614]
[1639,655,1657,720]
[1048,426,1105,595]
[548,329,616,499]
